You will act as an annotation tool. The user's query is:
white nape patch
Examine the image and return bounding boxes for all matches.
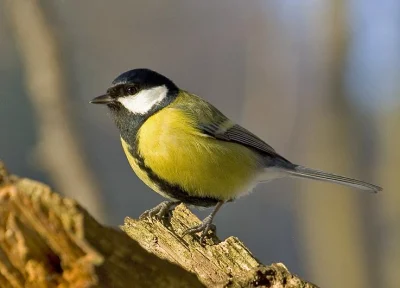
[118,85,168,114]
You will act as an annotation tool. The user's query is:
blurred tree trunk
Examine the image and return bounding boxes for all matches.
[295,1,369,287]
[4,0,107,222]
[345,1,400,286]
[377,108,400,288]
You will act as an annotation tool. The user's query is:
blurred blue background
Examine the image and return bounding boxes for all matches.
[1,1,399,287]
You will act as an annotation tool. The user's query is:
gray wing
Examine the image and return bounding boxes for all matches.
[200,122,283,157]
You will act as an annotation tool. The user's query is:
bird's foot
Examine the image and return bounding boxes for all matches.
[139,201,180,221]
[182,214,217,243]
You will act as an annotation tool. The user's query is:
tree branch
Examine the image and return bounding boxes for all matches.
[0,161,318,287]
[123,206,317,288]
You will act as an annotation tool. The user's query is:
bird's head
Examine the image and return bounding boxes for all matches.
[90,68,179,115]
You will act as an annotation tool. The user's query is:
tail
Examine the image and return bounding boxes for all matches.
[285,165,382,193]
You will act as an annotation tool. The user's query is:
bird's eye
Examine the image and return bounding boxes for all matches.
[126,86,137,95]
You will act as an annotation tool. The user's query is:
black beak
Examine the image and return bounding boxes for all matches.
[90,94,114,104]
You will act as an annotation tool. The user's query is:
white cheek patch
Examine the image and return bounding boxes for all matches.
[118,85,168,114]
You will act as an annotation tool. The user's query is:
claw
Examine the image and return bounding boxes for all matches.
[182,201,224,243]
[182,215,215,243]
[139,201,180,221]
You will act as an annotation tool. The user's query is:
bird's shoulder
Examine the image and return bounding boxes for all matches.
[167,90,231,127]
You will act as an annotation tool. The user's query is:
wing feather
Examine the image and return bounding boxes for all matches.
[171,91,289,163]
[220,124,276,155]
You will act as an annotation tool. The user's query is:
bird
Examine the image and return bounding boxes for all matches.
[90,68,382,242]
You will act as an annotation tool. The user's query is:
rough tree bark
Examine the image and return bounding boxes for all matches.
[0,161,318,288]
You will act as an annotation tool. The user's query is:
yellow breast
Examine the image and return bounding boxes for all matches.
[134,107,261,201]
[121,139,157,190]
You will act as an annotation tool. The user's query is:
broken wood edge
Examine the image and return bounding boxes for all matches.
[0,161,318,287]
[122,204,319,288]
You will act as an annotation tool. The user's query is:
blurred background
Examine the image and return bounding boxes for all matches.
[0,1,399,287]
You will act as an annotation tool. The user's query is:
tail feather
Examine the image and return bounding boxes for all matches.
[286,165,382,193]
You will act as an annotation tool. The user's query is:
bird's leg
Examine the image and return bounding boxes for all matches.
[182,201,224,243]
[139,201,181,220]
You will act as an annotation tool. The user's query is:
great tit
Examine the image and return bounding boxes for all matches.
[91,68,382,242]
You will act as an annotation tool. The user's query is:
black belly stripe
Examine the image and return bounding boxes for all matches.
[127,145,219,207]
